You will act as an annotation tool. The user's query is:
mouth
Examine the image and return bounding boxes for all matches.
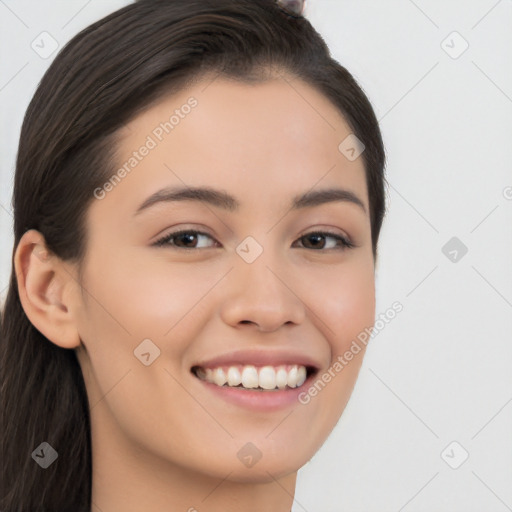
[190,350,321,411]
[191,364,318,391]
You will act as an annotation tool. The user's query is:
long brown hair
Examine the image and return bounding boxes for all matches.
[0,0,386,509]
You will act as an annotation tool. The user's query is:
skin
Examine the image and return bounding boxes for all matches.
[15,72,375,512]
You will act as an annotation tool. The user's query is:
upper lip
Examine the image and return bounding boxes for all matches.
[191,349,322,371]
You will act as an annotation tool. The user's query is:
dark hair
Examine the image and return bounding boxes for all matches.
[0,0,386,509]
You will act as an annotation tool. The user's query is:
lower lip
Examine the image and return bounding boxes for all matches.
[193,373,316,412]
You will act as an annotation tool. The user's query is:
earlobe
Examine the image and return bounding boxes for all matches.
[14,229,82,349]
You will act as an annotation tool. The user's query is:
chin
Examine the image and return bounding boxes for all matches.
[228,439,318,482]
[216,458,305,484]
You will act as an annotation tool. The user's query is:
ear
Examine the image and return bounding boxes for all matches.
[14,229,82,349]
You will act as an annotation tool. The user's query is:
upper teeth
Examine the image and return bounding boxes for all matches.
[195,365,308,390]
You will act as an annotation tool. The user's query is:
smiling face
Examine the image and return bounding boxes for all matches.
[73,73,375,483]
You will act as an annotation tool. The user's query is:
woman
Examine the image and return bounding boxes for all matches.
[0,0,387,510]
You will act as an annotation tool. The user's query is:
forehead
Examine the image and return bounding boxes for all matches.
[92,75,368,220]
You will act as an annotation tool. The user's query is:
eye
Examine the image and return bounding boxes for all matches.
[293,231,355,251]
[153,229,355,251]
[153,230,219,249]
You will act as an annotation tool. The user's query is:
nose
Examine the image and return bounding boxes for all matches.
[219,254,306,333]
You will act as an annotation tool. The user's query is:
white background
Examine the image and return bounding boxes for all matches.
[1,1,511,511]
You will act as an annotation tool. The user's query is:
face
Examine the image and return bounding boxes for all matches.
[73,73,375,482]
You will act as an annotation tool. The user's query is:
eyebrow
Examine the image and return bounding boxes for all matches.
[134,185,367,216]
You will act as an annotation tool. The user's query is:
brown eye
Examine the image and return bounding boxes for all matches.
[153,230,218,249]
[295,231,354,251]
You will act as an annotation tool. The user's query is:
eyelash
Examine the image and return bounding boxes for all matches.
[153,229,355,251]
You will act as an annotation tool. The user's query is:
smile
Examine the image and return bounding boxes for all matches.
[192,364,310,391]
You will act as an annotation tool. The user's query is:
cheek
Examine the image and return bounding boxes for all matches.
[293,261,374,454]
[76,249,225,412]
[81,249,219,343]
[307,256,376,354]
